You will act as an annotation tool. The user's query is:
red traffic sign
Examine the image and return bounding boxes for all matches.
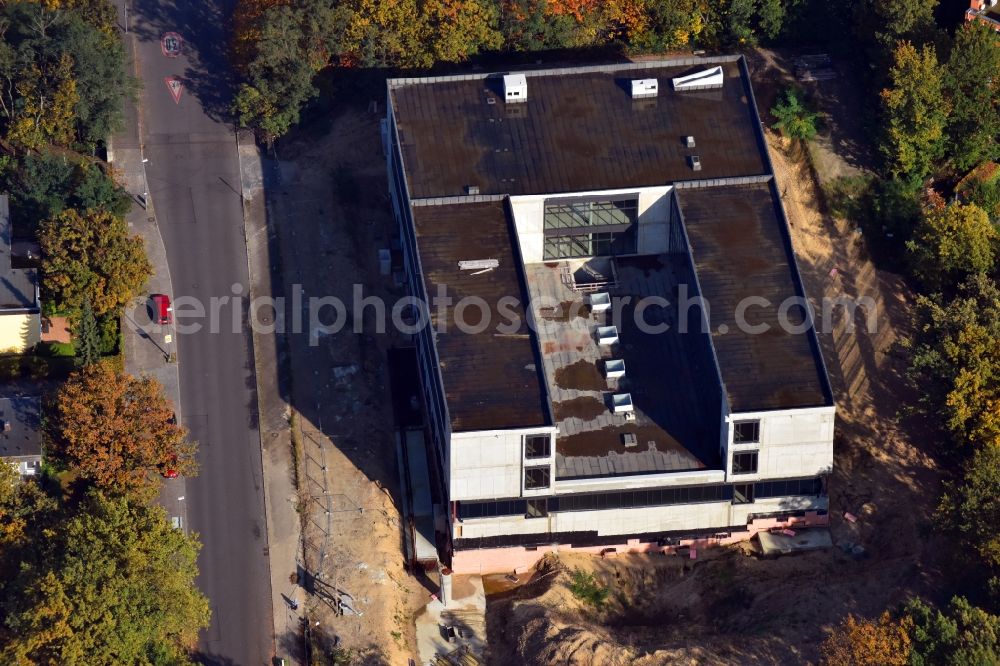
[164,76,183,104]
[161,32,183,57]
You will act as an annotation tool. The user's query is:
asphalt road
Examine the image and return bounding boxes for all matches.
[129,2,272,664]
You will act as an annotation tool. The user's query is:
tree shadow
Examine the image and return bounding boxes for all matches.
[129,0,235,122]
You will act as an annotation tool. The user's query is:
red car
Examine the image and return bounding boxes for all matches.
[151,294,173,325]
[160,453,179,479]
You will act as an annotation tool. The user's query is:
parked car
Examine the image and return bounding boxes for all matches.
[150,294,172,325]
[160,453,179,479]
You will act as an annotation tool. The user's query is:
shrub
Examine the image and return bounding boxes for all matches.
[771,88,819,141]
[567,568,609,609]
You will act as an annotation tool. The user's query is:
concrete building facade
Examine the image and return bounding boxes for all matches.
[385,55,835,574]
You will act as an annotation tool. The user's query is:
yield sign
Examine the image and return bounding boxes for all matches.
[164,76,183,104]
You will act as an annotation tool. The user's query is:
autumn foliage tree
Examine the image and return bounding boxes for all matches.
[0,1,133,151]
[880,41,950,188]
[908,274,1000,448]
[0,491,209,664]
[936,444,1000,575]
[906,197,997,293]
[46,363,195,494]
[821,612,913,666]
[943,21,1000,174]
[39,208,150,316]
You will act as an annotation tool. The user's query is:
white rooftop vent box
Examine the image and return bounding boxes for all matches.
[597,325,619,345]
[503,74,527,103]
[690,155,702,171]
[672,66,725,91]
[604,358,626,379]
[589,291,611,312]
[612,393,635,414]
[686,135,696,148]
[630,78,658,99]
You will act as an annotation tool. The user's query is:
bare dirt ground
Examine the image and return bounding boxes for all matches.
[484,51,948,665]
[265,104,425,663]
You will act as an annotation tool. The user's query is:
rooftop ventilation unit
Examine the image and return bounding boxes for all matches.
[630,78,658,99]
[612,393,634,414]
[589,291,611,312]
[690,155,702,171]
[604,359,626,379]
[466,185,480,195]
[503,74,527,103]
[458,259,498,274]
[686,136,696,148]
[672,66,724,91]
[622,432,637,448]
[597,325,619,345]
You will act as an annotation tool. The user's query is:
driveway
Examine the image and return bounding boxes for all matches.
[127,2,272,663]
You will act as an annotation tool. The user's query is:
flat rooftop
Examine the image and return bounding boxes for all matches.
[411,201,550,431]
[390,58,768,199]
[527,256,721,479]
[677,183,830,412]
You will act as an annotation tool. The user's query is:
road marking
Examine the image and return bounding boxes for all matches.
[164,76,184,104]
[161,32,183,57]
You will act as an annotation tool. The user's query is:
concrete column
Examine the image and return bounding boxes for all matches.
[439,566,453,607]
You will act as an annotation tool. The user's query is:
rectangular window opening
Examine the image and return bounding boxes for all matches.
[524,466,550,490]
[734,420,760,444]
[732,451,759,475]
[524,435,551,459]
[526,498,548,519]
[733,483,755,505]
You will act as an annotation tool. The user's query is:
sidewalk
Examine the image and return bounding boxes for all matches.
[110,2,187,531]
[237,131,304,663]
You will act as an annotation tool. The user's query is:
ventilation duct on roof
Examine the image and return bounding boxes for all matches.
[588,291,611,312]
[503,74,527,103]
[597,325,619,345]
[672,66,724,91]
[612,393,634,413]
[630,79,658,99]
[458,259,498,274]
[604,359,625,379]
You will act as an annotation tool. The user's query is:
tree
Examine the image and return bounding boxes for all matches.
[500,0,597,52]
[908,274,1000,447]
[820,612,912,666]
[771,88,819,141]
[630,0,705,52]
[232,0,352,143]
[880,41,950,187]
[73,297,99,367]
[5,54,79,150]
[0,3,134,150]
[38,208,150,315]
[0,491,209,665]
[905,596,1000,665]
[906,199,997,292]
[854,0,937,59]
[936,444,1000,572]
[422,0,503,64]
[944,22,1000,173]
[46,363,195,494]
[719,0,785,45]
